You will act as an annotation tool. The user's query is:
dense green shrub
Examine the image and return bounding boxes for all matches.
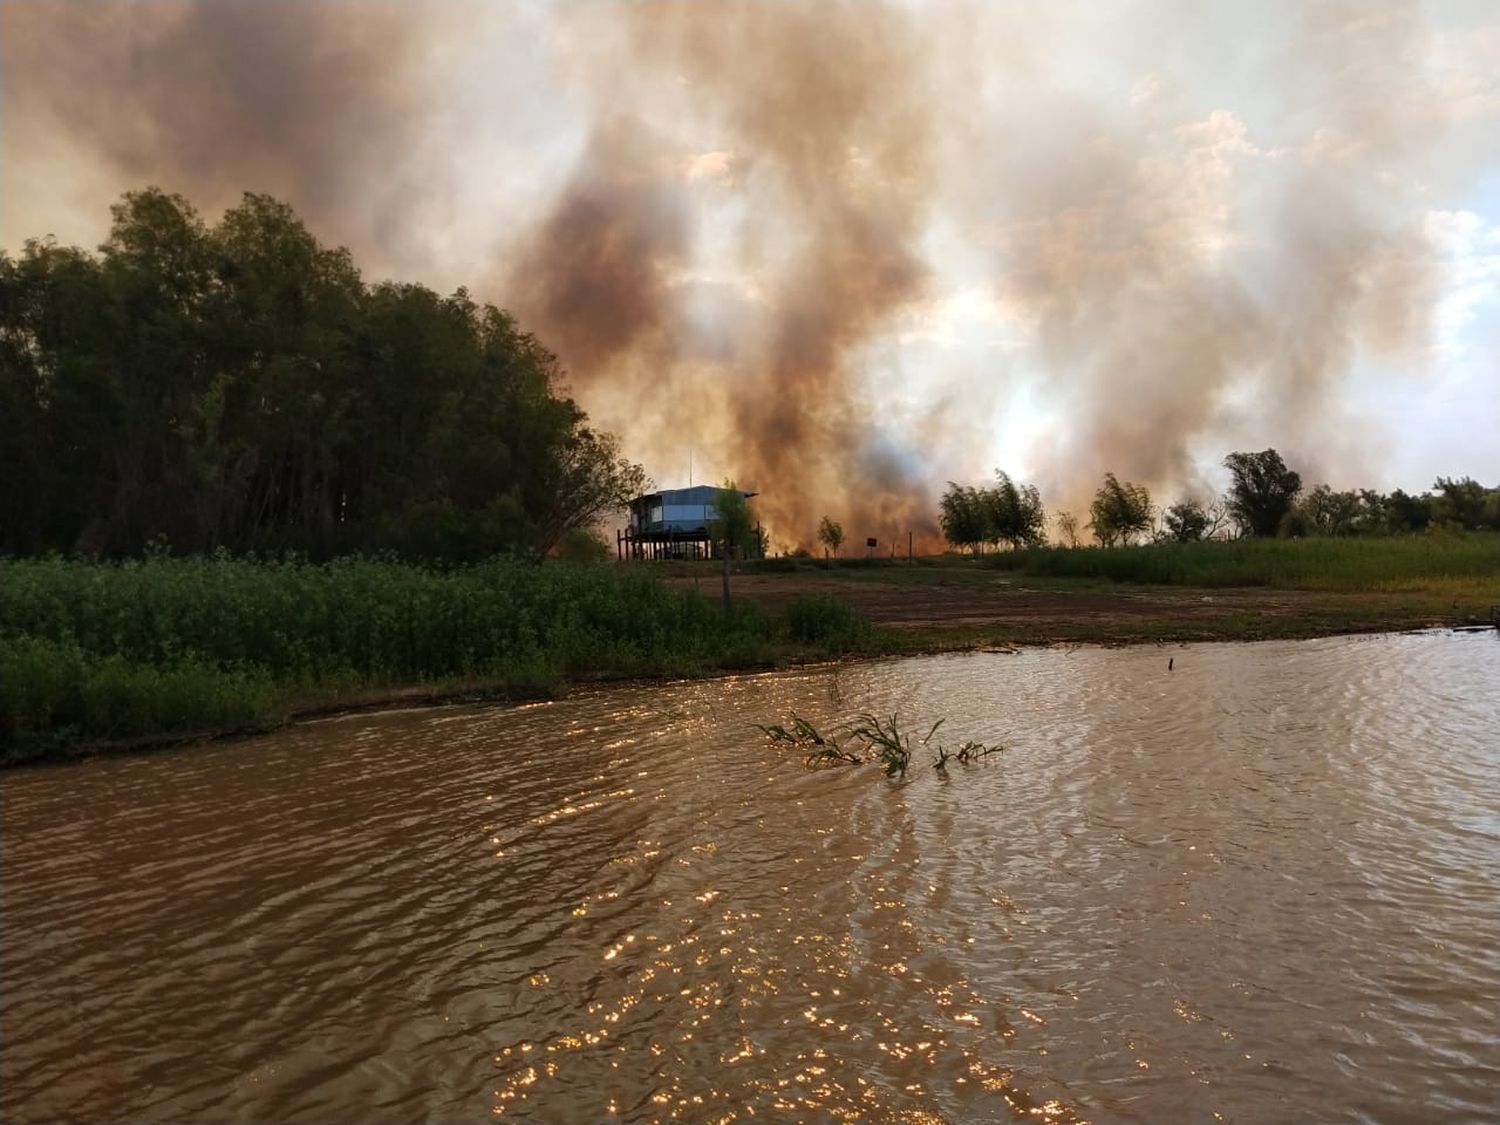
[0,636,281,761]
[0,555,769,676]
[783,594,874,651]
[0,556,787,757]
[1,189,644,560]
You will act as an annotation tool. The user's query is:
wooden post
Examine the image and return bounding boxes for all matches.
[908,530,913,564]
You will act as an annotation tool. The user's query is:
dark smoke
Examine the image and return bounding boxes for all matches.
[5,0,1495,547]
[0,0,445,261]
[510,1,945,546]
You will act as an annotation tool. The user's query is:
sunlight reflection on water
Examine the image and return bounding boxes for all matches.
[1,632,1497,1123]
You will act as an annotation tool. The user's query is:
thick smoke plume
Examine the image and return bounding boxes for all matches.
[509,2,943,543]
[4,0,1497,547]
[0,1,459,269]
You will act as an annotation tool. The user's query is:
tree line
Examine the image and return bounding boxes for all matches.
[943,449,1500,553]
[0,189,646,560]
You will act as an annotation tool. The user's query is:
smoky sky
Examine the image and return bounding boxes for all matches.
[4,0,1498,546]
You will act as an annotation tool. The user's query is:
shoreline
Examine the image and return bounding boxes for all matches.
[6,600,1488,770]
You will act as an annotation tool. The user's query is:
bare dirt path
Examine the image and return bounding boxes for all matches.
[661,568,1458,639]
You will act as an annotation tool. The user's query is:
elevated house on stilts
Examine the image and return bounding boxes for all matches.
[617,485,762,561]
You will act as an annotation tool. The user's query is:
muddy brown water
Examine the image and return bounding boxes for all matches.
[2,633,1497,1123]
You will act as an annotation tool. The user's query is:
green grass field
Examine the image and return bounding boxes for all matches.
[977,533,1500,591]
[736,533,1498,594]
[0,556,871,762]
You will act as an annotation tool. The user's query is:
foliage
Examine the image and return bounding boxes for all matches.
[708,481,754,556]
[939,483,989,555]
[1384,489,1434,533]
[1055,510,1082,548]
[553,526,613,564]
[1274,477,1500,538]
[0,555,784,759]
[1277,506,1315,538]
[939,470,1046,554]
[986,471,1047,548]
[1224,449,1302,537]
[817,516,845,558]
[0,188,645,560]
[0,555,781,680]
[0,636,282,757]
[1162,499,1210,542]
[979,532,1500,590]
[1296,485,1363,536]
[1088,473,1153,546]
[1433,476,1498,530]
[781,594,873,651]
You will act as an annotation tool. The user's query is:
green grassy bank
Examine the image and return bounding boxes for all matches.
[0,557,875,764]
[5,537,1495,764]
[985,532,1500,591]
[738,533,1500,593]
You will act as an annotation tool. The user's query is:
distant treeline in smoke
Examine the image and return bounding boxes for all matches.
[937,472,1047,553]
[943,449,1500,554]
[0,189,645,559]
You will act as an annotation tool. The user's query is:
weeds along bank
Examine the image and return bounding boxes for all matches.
[980,533,1500,591]
[0,557,871,764]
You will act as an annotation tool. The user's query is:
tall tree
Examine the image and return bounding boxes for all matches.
[986,470,1046,548]
[1054,510,1081,548]
[1433,476,1490,530]
[0,188,646,560]
[1162,499,1210,543]
[1299,485,1364,536]
[817,515,845,558]
[1089,473,1153,546]
[1383,488,1433,533]
[1223,449,1302,537]
[939,483,990,556]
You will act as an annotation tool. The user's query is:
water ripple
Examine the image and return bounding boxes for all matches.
[2,633,1497,1122]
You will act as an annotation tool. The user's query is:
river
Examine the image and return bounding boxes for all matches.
[2,632,1497,1123]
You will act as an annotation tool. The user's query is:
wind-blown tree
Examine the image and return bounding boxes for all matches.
[1224,449,1302,537]
[537,427,648,554]
[986,471,1047,548]
[0,187,646,559]
[1089,473,1153,546]
[1432,476,1493,530]
[817,515,845,558]
[1054,510,1082,548]
[939,483,991,556]
[940,472,1046,554]
[1161,499,1211,543]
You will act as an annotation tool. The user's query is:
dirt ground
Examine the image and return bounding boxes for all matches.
[662,568,1460,638]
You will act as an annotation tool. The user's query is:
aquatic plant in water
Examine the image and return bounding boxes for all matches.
[758,712,1003,777]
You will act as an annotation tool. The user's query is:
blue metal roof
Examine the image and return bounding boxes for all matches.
[628,486,758,535]
[638,485,757,505]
